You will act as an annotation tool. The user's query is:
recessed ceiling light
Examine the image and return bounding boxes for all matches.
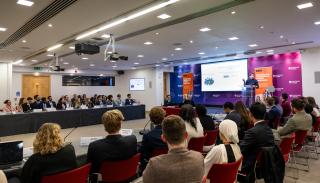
[189,40,193,44]
[314,21,320,25]
[134,62,140,65]
[266,49,274,53]
[12,59,23,65]
[34,72,40,76]
[47,44,63,52]
[17,0,34,7]
[198,52,205,55]
[259,25,264,29]
[99,74,104,76]
[155,64,160,67]
[82,57,88,60]
[48,24,53,27]
[256,51,262,54]
[63,62,69,65]
[215,46,219,49]
[89,64,95,67]
[249,44,258,47]
[280,35,284,39]
[292,42,296,44]
[131,67,137,70]
[228,37,239,40]
[157,14,171,19]
[110,60,116,63]
[101,34,110,38]
[137,55,144,58]
[231,11,236,15]
[0,27,7,32]
[200,27,211,32]
[183,62,188,65]
[155,32,160,35]
[144,41,153,45]
[75,0,179,40]
[112,65,118,68]
[31,59,38,62]
[69,46,75,49]
[162,57,168,61]
[175,47,183,51]
[47,54,54,57]
[22,40,27,43]
[297,2,313,10]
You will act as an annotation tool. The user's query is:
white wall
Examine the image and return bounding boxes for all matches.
[301,46,320,104]
[0,63,12,105]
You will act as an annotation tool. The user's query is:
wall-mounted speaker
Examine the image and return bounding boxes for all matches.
[117,70,125,75]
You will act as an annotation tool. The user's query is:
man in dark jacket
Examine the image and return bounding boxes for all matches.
[240,103,275,182]
[224,102,241,125]
[22,97,33,112]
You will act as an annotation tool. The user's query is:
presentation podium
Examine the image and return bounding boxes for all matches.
[241,85,256,107]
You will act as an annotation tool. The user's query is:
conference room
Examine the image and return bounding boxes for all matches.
[0,0,320,182]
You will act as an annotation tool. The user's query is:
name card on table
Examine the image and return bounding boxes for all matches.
[33,109,42,112]
[80,105,88,109]
[93,106,101,109]
[46,108,56,112]
[120,129,133,136]
[66,107,74,110]
[106,105,113,108]
[80,136,104,146]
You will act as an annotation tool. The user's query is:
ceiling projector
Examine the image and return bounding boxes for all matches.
[49,54,65,72]
[104,34,128,62]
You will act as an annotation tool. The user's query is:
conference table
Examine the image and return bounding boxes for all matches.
[0,104,146,137]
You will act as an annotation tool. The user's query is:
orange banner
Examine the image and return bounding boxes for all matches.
[254,67,273,95]
[182,73,194,95]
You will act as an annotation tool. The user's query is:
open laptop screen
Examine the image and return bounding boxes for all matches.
[0,141,23,165]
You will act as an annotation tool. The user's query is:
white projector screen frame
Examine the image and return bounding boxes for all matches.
[201,59,248,92]
[129,78,145,91]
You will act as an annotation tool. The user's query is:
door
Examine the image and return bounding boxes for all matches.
[22,75,51,98]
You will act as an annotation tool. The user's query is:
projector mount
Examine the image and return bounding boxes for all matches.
[104,34,128,62]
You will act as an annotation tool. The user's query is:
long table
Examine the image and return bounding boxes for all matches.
[0,105,146,137]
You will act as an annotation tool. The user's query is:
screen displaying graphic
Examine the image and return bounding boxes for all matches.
[129,78,145,91]
[201,59,248,91]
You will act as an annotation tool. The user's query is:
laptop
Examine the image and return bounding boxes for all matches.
[0,141,23,168]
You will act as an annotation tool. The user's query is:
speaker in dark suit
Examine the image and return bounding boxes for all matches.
[46,96,57,108]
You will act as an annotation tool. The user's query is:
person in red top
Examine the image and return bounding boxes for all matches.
[281,93,292,124]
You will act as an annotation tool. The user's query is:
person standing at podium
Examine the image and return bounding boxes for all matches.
[243,73,259,88]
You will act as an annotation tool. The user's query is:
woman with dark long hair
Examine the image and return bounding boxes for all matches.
[180,104,204,141]
[235,101,251,140]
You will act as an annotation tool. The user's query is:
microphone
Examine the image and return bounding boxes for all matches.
[64,127,78,142]
[139,120,152,135]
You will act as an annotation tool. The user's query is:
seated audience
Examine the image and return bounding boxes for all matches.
[281,93,291,118]
[224,102,241,125]
[140,107,167,172]
[56,97,66,110]
[266,97,282,129]
[63,95,71,108]
[278,98,312,137]
[163,94,172,106]
[307,96,320,117]
[73,96,82,109]
[102,95,107,105]
[20,123,77,183]
[182,94,195,107]
[125,93,135,105]
[305,104,317,125]
[41,97,47,109]
[114,94,123,106]
[87,109,137,173]
[17,97,25,112]
[204,119,242,176]
[240,103,275,175]
[0,170,7,183]
[22,97,33,112]
[95,95,103,106]
[179,104,204,140]
[195,104,215,131]
[87,97,95,108]
[2,100,16,112]
[143,115,204,183]
[273,96,283,117]
[106,95,114,105]
[46,96,56,108]
[32,96,43,109]
[235,101,251,140]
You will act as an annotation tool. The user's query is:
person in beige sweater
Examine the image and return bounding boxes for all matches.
[0,170,7,183]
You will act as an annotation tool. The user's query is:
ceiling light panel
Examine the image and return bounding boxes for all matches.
[200,27,211,32]
[0,27,7,31]
[297,2,313,9]
[47,44,63,51]
[157,14,171,19]
[17,0,34,7]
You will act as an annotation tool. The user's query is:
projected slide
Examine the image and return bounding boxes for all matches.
[201,59,248,91]
[130,78,145,91]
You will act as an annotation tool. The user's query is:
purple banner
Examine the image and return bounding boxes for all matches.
[170,52,302,105]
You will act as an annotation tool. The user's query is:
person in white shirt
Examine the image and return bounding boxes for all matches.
[204,119,242,176]
[179,104,204,141]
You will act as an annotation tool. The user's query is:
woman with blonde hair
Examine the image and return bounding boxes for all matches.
[20,123,77,183]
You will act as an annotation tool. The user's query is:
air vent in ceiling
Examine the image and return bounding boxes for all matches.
[0,0,78,49]
[91,37,104,41]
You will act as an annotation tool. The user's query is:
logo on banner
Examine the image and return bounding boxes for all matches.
[204,77,214,86]
[290,94,301,98]
[288,66,300,71]
[289,80,300,84]
[234,94,242,98]
[212,94,220,98]
[273,74,284,78]
[275,88,284,92]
